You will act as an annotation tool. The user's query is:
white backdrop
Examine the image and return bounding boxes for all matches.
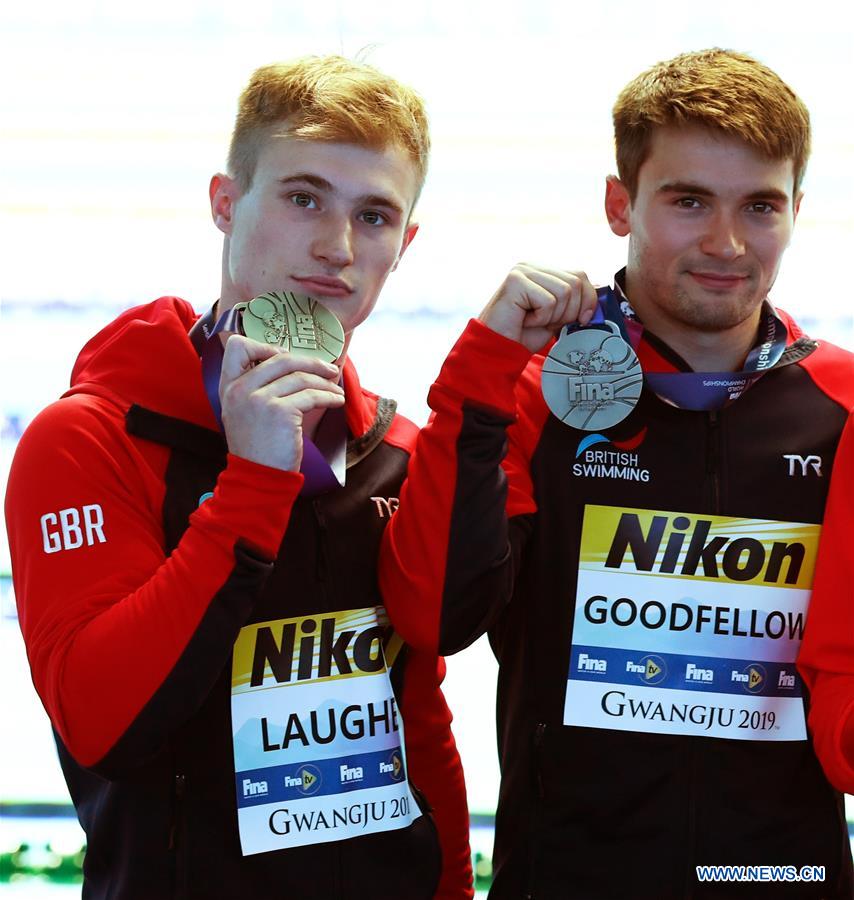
[2,0,853,821]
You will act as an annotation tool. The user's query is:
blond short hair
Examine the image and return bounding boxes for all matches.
[227,55,430,202]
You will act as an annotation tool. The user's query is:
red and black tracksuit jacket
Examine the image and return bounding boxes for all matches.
[5,298,472,900]
[381,315,854,899]
[799,410,854,795]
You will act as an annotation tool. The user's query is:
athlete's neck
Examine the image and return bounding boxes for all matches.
[623,286,763,373]
[655,320,761,373]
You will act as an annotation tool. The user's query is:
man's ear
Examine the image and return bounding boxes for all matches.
[605,175,632,237]
[392,221,419,271]
[210,173,238,235]
[793,190,803,224]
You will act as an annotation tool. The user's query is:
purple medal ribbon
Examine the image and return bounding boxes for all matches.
[597,286,788,411]
[189,305,343,497]
[299,430,344,497]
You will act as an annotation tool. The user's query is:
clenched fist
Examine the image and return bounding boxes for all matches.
[479,265,599,352]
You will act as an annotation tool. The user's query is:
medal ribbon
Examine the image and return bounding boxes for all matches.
[594,286,788,411]
[561,287,630,339]
[189,305,342,496]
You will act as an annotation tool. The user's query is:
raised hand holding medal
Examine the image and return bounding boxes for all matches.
[478,264,600,353]
[213,291,347,476]
[476,266,640,432]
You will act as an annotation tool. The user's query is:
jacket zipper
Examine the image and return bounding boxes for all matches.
[524,722,547,900]
[706,410,721,514]
[169,773,188,899]
[313,500,329,584]
[684,411,723,896]
[333,837,342,898]
[682,745,699,899]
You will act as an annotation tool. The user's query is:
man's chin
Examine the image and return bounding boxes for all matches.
[671,286,762,332]
[683,303,763,334]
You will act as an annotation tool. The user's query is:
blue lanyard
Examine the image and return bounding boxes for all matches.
[594,287,788,411]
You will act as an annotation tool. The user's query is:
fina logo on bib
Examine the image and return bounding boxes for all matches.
[572,430,650,482]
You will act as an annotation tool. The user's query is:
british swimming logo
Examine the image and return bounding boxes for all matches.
[572,430,650,482]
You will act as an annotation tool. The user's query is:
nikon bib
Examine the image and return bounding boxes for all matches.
[563,505,817,741]
[231,607,419,855]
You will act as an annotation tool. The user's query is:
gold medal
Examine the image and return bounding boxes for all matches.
[234,291,345,363]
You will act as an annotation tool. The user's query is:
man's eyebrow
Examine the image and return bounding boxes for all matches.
[743,188,791,205]
[278,173,334,192]
[360,194,405,215]
[657,181,715,197]
[657,181,791,204]
[277,175,405,216]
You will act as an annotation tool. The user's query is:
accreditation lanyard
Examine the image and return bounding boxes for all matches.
[598,285,789,411]
[189,305,344,497]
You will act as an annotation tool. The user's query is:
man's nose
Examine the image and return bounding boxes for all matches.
[311,214,354,267]
[700,210,746,260]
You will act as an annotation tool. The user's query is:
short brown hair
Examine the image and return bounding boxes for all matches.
[227,55,430,202]
[613,49,811,200]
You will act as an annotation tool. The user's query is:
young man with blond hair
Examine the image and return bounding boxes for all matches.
[5,56,472,899]
[380,49,854,897]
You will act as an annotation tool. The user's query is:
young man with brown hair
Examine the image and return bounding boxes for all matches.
[380,48,854,897]
[5,56,472,899]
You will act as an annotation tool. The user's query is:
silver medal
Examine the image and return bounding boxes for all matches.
[541,321,643,430]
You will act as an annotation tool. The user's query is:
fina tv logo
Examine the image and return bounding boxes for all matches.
[379,750,405,781]
[283,764,322,796]
[731,663,767,694]
[626,654,667,685]
[572,431,650,482]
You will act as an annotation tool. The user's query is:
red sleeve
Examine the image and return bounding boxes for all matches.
[380,401,473,896]
[504,351,553,519]
[401,651,473,900]
[379,319,537,656]
[5,394,302,771]
[798,411,854,792]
